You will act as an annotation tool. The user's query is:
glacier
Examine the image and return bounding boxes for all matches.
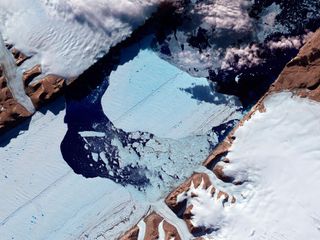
[179,93,320,240]
[0,102,148,239]
[61,42,243,198]
[0,37,243,239]
[1,1,320,239]
[102,49,241,139]
[0,32,35,113]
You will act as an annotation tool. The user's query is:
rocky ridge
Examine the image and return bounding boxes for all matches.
[0,46,66,134]
[120,28,320,239]
[206,28,320,176]
[120,212,181,240]
[1,2,320,238]
[0,0,185,136]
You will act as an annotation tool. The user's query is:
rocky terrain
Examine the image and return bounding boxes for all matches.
[0,45,66,134]
[1,0,319,134]
[121,212,181,240]
[0,0,164,135]
[1,1,320,240]
[120,28,320,240]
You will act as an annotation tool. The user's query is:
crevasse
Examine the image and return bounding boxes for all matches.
[0,32,35,113]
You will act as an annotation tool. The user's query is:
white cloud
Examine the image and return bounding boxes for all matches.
[0,0,160,78]
[221,33,314,70]
[40,0,160,33]
[267,33,313,50]
[193,0,253,33]
[221,44,262,70]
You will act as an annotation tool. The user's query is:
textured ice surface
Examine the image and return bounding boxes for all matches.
[0,44,244,239]
[62,47,242,200]
[0,0,159,78]
[1,1,320,239]
[0,100,147,240]
[189,93,320,239]
[102,49,241,139]
[154,0,320,79]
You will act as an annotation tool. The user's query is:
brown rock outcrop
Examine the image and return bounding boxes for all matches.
[205,29,320,178]
[0,46,66,134]
[165,173,212,215]
[120,225,140,240]
[165,173,235,236]
[0,68,32,133]
[270,29,320,102]
[23,64,42,85]
[119,212,181,240]
[26,74,65,109]
[22,64,66,108]
[11,48,30,66]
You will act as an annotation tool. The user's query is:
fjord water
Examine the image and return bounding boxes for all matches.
[61,39,242,202]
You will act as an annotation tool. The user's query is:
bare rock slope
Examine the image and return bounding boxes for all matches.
[121,29,320,240]
[0,46,66,134]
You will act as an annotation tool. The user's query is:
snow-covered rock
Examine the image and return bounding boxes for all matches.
[0,45,66,133]
[165,172,235,236]
[121,212,182,240]
[205,92,320,239]
[141,27,320,240]
[157,91,320,240]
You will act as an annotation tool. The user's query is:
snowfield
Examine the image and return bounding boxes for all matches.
[188,92,320,239]
[0,0,159,78]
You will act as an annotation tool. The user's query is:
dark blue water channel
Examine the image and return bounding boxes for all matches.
[59,29,300,188]
[60,36,239,188]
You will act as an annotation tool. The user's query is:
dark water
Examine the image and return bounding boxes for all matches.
[59,35,241,188]
[58,2,314,187]
[60,42,153,187]
[59,34,305,189]
[209,47,300,109]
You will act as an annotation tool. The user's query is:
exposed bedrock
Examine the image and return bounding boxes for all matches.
[0,33,35,114]
[205,29,320,184]
[165,173,235,236]
[0,71,31,131]
[24,65,65,109]
[271,29,320,101]
[0,46,66,134]
[120,212,182,240]
[145,28,320,240]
